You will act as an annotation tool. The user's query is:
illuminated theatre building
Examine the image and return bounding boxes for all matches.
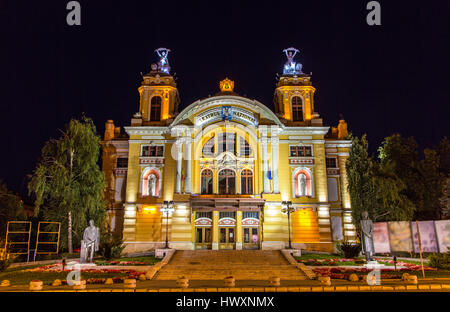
[101,48,355,253]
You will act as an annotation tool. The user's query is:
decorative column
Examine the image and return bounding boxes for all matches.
[175,139,183,194]
[236,211,243,250]
[212,211,219,250]
[271,137,279,193]
[262,138,270,193]
[184,139,192,193]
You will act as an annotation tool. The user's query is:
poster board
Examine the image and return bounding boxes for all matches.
[434,220,450,253]
[388,221,413,252]
[411,221,438,253]
[373,222,391,253]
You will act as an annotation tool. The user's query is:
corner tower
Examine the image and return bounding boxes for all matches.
[133,48,180,126]
[273,47,322,126]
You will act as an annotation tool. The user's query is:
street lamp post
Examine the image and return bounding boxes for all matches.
[162,200,174,249]
[282,201,295,249]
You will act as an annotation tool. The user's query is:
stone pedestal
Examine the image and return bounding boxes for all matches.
[155,248,174,259]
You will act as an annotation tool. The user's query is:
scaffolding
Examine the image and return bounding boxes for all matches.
[33,221,61,262]
[3,221,32,261]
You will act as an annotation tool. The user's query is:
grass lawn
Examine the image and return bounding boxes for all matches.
[296,253,343,260]
[95,255,160,265]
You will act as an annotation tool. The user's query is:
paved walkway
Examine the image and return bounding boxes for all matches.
[154,250,308,280]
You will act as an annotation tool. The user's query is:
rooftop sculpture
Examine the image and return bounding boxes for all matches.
[283,47,303,76]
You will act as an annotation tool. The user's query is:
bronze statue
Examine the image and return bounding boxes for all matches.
[360,211,375,261]
[80,220,100,263]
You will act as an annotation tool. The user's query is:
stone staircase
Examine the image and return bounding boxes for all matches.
[154,250,307,280]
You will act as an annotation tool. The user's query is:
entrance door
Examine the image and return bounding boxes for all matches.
[243,227,259,249]
[219,227,235,249]
[195,227,212,249]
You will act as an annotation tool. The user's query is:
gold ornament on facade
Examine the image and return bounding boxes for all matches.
[219,78,234,92]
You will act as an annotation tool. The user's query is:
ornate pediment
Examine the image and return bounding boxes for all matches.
[216,152,236,167]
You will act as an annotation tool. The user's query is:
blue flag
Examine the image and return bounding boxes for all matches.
[268,170,272,180]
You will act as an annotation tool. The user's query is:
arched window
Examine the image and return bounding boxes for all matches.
[239,137,252,157]
[201,169,214,194]
[294,169,312,197]
[218,169,235,194]
[218,133,236,155]
[241,169,253,194]
[291,96,303,122]
[202,137,215,157]
[150,96,162,121]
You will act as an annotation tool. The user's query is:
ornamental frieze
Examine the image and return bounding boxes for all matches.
[194,218,212,226]
[139,157,165,165]
[218,217,236,226]
[289,158,314,165]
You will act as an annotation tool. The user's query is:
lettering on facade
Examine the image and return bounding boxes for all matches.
[194,218,212,226]
[242,218,259,226]
[195,107,258,127]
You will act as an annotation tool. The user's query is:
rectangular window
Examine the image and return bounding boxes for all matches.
[289,146,312,157]
[326,157,337,168]
[116,157,128,168]
[142,145,164,157]
[219,211,235,219]
[196,212,212,219]
[242,212,258,219]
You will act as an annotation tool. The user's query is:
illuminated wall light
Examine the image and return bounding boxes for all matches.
[345,230,356,236]
[142,206,158,214]
[123,219,135,225]
[318,219,330,225]
[124,210,136,218]
[344,224,354,229]
[343,216,352,223]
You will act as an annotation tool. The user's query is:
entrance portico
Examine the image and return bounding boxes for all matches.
[191,197,265,250]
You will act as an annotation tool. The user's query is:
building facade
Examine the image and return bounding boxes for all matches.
[101,48,355,254]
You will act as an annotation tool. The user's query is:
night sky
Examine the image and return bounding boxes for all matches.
[0,0,449,197]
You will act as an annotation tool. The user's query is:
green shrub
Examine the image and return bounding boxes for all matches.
[336,241,361,259]
[99,232,125,260]
[428,252,450,269]
[0,257,14,272]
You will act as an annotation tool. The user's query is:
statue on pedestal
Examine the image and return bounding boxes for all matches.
[298,173,307,196]
[360,211,375,261]
[148,174,157,196]
[80,220,100,263]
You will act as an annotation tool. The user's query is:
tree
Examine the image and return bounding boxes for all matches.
[346,134,375,231]
[28,116,106,253]
[0,180,25,237]
[346,134,415,231]
[437,137,450,175]
[378,133,423,217]
[370,161,414,222]
[417,149,446,220]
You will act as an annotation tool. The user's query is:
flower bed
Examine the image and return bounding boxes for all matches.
[95,260,150,266]
[297,258,365,266]
[312,262,436,280]
[24,263,141,285]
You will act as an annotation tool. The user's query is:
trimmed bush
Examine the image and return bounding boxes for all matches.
[336,241,361,259]
[428,252,449,270]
